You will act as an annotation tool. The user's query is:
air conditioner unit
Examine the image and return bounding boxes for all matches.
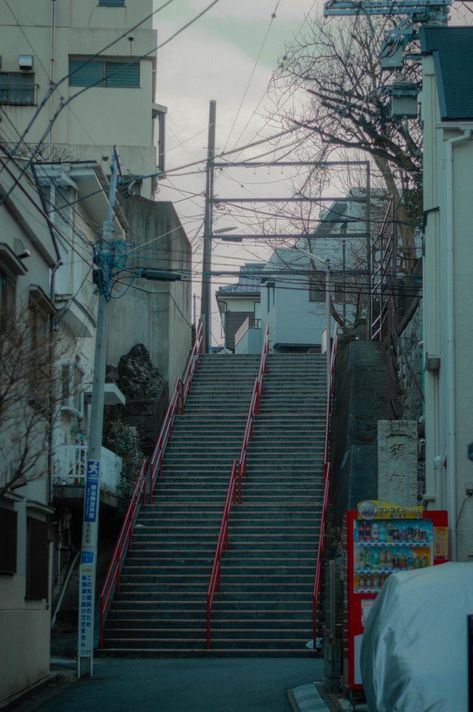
[18,54,33,71]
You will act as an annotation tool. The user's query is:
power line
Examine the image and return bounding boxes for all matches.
[223,0,282,152]
[0,0,221,208]
[1,0,176,162]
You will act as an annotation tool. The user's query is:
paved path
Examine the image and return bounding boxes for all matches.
[34,658,324,712]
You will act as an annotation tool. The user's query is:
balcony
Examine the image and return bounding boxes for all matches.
[0,81,37,106]
[53,444,123,502]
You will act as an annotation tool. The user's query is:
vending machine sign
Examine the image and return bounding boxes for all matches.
[346,507,448,690]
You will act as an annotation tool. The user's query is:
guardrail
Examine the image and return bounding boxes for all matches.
[206,323,270,649]
[237,323,269,503]
[99,458,148,647]
[99,321,204,647]
[312,328,339,647]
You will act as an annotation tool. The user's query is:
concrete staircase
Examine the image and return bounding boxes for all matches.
[103,354,260,653]
[102,352,327,656]
[210,353,327,654]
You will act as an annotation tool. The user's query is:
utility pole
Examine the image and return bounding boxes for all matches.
[76,151,182,678]
[201,100,216,353]
[77,149,120,679]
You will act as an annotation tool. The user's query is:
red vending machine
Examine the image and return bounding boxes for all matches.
[346,502,448,690]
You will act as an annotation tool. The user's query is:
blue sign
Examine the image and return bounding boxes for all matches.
[81,550,94,564]
[84,480,98,522]
[86,460,100,481]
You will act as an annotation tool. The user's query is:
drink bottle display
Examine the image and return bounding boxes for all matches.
[353,518,434,593]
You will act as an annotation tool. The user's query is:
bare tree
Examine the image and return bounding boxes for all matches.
[0,309,67,498]
[271,13,423,261]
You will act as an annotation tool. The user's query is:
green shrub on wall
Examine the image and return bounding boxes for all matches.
[105,420,143,504]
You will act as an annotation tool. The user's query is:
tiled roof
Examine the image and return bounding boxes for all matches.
[217,262,264,295]
[421,27,473,121]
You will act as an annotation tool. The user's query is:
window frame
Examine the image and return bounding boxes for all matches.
[0,72,37,106]
[0,507,18,575]
[0,267,16,330]
[69,57,140,89]
[25,516,49,601]
[309,269,327,303]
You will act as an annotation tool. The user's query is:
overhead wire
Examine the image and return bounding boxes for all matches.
[1,0,177,163]
[0,0,221,207]
[222,0,282,153]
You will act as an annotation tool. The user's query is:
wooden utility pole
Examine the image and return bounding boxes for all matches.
[200,100,216,353]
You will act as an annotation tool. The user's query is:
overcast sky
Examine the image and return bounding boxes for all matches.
[151,0,318,341]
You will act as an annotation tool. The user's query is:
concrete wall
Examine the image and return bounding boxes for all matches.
[330,341,400,527]
[235,326,262,355]
[0,505,50,703]
[0,497,51,705]
[422,53,473,560]
[108,198,192,391]
[259,273,332,350]
[0,170,54,703]
[0,0,157,196]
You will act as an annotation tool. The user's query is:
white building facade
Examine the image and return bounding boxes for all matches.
[421,26,473,561]
[0,0,163,197]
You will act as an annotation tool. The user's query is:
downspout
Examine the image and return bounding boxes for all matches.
[48,259,61,504]
[49,0,57,155]
[445,129,471,561]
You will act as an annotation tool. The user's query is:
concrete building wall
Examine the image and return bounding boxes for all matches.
[274,280,328,348]
[108,198,192,390]
[235,326,262,355]
[422,54,473,560]
[0,0,158,196]
[0,170,55,704]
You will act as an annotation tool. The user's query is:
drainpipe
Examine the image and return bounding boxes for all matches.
[48,259,61,504]
[445,129,471,561]
[49,0,57,155]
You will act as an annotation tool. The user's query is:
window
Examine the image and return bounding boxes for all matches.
[25,517,49,600]
[61,362,84,414]
[99,0,125,5]
[0,508,17,575]
[0,243,27,329]
[0,73,36,105]
[0,268,15,330]
[309,270,326,303]
[69,58,139,88]
[28,302,50,407]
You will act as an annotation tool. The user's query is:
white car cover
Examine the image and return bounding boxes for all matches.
[360,562,473,712]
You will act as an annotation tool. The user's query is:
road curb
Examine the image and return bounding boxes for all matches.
[287,683,331,712]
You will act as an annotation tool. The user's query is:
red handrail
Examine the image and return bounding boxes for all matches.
[99,458,148,647]
[99,321,204,647]
[312,329,339,646]
[206,323,270,649]
[237,324,270,502]
[182,320,204,407]
[149,320,204,499]
[206,460,238,648]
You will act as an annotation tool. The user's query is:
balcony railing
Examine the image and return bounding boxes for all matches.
[0,84,37,106]
[53,444,123,493]
[234,317,261,350]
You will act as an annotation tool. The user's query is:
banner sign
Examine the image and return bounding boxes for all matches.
[358,499,424,520]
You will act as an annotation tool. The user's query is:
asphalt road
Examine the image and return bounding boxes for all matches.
[30,657,324,712]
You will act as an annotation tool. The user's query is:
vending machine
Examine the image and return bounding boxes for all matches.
[346,502,448,690]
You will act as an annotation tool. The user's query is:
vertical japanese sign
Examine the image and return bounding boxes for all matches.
[78,460,100,667]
